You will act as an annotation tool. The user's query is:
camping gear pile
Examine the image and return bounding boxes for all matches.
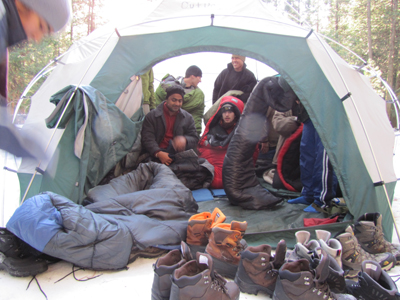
[8,0,397,246]
[150,208,400,300]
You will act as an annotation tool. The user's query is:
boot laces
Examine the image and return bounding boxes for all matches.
[373,226,390,249]
[232,236,245,256]
[210,271,228,293]
[313,281,335,300]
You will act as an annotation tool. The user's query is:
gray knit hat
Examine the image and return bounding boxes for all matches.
[19,0,72,32]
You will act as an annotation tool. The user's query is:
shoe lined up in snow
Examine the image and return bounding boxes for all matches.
[186,208,226,257]
[170,252,240,300]
[205,220,248,279]
[234,239,286,296]
[335,225,396,272]
[272,249,356,300]
[346,260,400,300]
[0,227,48,277]
[354,212,400,264]
[316,229,343,268]
[285,230,320,262]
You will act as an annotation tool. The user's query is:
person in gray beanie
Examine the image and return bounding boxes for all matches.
[0,0,72,158]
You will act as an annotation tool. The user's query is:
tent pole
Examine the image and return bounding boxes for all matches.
[20,31,116,204]
[382,183,400,242]
[311,31,400,242]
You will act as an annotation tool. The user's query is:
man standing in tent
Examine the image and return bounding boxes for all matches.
[287,106,338,213]
[0,0,71,157]
[141,85,199,166]
[155,65,204,136]
[212,54,257,104]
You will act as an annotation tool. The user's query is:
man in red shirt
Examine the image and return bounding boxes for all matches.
[141,85,199,166]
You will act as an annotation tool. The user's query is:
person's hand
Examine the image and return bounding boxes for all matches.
[260,142,269,154]
[172,136,187,152]
[157,151,173,165]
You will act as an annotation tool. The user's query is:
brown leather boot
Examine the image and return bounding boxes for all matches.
[170,252,240,300]
[151,249,187,300]
[151,241,193,300]
[234,240,286,296]
[186,208,226,257]
[205,221,247,279]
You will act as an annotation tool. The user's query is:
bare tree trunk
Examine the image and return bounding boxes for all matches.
[335,0,339,35]
[386,0,398,127]
[367,0,373,61]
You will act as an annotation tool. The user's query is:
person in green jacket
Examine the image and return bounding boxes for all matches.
[155,65,205,136]
[141,68,156,114]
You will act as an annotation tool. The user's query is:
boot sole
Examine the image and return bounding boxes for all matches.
[128,248,168,264]
[0,262,48,277]
[235,274,274,296]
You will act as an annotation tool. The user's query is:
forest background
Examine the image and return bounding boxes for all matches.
[7,0,400,127]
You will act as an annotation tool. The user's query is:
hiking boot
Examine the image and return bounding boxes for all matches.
[346,260,400,300]
[272,253,356,300]
[310,248,347,294]
[286,230,320,262]
[205,221,247,279]
[186,208,226,257]
[0,228,48,277]
[316,229,343,268]
[151,249,187,300]
[234,239,286,296]
[129,246,168,264]
[335,225,396,272]
[354,212,400,264]
[170,252,240,300]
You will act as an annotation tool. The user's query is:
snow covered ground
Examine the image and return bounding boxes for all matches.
[0,132,399,299]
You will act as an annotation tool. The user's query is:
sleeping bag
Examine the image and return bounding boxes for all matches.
[223,76,297,209]
[198,96,244,188]
[7,162,198,270]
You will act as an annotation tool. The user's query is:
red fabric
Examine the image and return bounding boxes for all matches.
[276,123,303,192]
[303,215,339,227]
[198,96,245,189]
[159,102,177,149]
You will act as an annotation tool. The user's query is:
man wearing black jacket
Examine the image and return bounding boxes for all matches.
[212,54,257,104]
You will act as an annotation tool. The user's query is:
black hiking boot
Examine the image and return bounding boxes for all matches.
[272,251,356,300]
[310,248,347,294]
[346,260,400,300]
[0,228,48,277]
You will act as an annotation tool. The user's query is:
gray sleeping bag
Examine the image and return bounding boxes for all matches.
[7,162,198,270]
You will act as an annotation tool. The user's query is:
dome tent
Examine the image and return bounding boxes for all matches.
[13,0,397,239]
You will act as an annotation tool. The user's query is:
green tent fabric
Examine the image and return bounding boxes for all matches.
[20,85,144,203]
[14,0,397,238]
